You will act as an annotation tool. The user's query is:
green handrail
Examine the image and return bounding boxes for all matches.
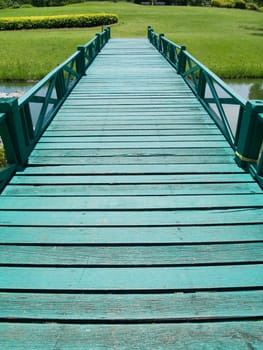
[0,27,111,193]
[148,26,263,188]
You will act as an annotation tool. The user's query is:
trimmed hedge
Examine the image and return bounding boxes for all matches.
[0,13,118,30]
[211,0,259,9]
[211,0,233,7]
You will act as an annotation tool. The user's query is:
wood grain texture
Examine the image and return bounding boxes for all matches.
[0,225,262,244]
[1,322,263,349]
[0,265,262,291]
[1,243,262,266]
[1,291,262,320]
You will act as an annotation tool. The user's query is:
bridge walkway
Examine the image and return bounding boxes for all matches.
[0,39,263,348]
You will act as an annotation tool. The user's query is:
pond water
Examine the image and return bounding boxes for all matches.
[0,82,34,97]
[225,79,263,101]
[0,79,263,99]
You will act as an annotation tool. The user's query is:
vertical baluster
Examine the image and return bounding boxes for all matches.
[197,70,206,99]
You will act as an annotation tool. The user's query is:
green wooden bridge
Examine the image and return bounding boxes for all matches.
[0,27,263,349]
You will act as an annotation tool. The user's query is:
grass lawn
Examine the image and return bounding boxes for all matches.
[0,2,262,79]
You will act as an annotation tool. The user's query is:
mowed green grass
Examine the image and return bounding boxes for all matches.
[0,2,262,79]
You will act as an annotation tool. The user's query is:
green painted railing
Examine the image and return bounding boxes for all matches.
[148,26,263,188]
[0,27,110,192]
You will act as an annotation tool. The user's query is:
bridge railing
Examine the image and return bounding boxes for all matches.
[148,26,263,188]
[0,27,110,192]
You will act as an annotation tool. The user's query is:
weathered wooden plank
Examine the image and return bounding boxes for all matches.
[39,135,226,143]
[0,265,262,290]
[46,123,219,134]
[62,100,204,110]
[30,147,234,157]
[43,128,222,136]
[1,209,262,226]
[1,243,262,266]
[0,322,262,349]
[0,194,262,210]
[28,155,235,166]
[0,225,262,244]
[50,117,213,124]
[34,141,229,150]
[17,164,243,174]
[49,119,215,125]
[2,321,263,349]
[3,183,260,197]
[9,173,255,185]
[1,291,262,320]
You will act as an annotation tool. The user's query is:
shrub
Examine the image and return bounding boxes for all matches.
[211,0,233,7]
[31,0,66,6]
[11,1,20,7]
[0,14,118,30]
[0,0,8,8]
[246,2,259,10]
[0,147,7,168]
[233,0,246,7]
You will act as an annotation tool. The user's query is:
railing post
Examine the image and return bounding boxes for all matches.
[257,143,263,176]
[77,46,86,76]
[177,45,187,74]
[0,98,28,167]
[0,113,17,165]
[55,69,67,99]
[235,100,263,171]
[148,26,154,44]
[106,26,111,41]
[159,34,164,53]
[96,33,101,53]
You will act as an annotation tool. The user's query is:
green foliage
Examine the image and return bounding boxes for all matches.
[0,147,7,168]
[233,0,246,8]
[0,0,8,9]
[211,0,233,7]
[11,1,20,7]
[211,0,260,9]
[0,13,118,30]
[246,2,259,9]
[31,0,66,6]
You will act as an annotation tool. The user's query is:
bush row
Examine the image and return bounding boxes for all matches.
[0,13,118,30]
[211,0,260,10]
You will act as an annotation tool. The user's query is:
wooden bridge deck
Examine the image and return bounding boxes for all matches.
[0,39,263,349]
